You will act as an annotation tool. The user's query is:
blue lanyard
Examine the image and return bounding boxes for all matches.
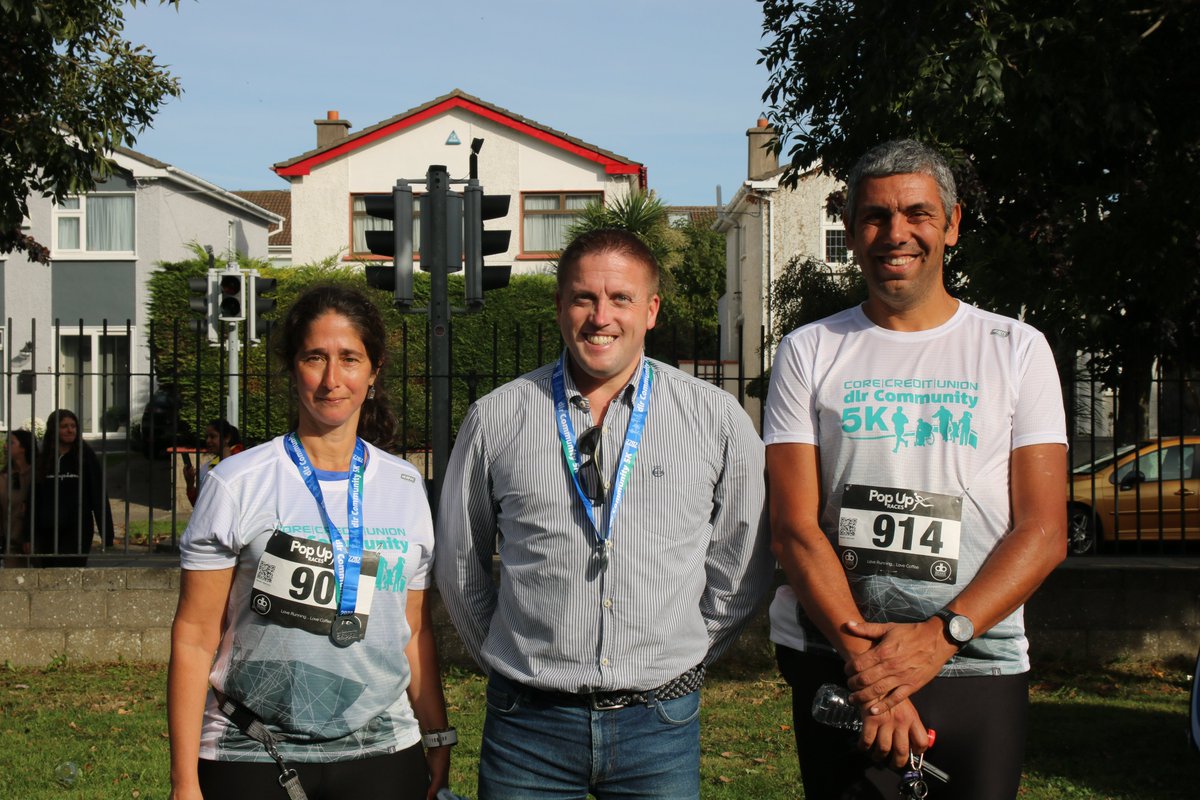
[553,354,652,543]
[283,433,366,616]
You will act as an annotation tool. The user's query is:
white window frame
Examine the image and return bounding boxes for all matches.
[822,208,849,266]
[520,191,602,255]
[54,325,135,436]
[51,192,137,259]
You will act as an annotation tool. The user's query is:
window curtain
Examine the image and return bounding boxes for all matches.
[523,196,568,252]
[58,218,81,250]
[57,197,81,249]
[352,197,391,253]
[88,195,135,251]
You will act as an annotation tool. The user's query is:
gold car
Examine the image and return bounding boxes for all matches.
[1067,437,1200,554]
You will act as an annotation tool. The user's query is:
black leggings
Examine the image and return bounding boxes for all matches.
[198,743,429,800]
[776,645,1029,800]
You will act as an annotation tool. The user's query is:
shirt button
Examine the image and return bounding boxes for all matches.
[602,598,613,609]
[600,657,610,667]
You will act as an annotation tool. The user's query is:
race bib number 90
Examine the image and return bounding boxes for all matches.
[249,530,379,638]
[837,484,962,583]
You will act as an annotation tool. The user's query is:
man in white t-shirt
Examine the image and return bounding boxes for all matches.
[764,139,1067,799]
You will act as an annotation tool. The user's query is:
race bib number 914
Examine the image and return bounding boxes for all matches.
[837,484,962,583]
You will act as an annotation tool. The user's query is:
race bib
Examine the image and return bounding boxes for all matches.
[837,484,962,583]
[249,530,380,638]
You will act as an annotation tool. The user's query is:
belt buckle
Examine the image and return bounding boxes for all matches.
[588,692,627,711]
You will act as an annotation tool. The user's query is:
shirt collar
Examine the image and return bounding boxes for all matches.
[560,350,646,410]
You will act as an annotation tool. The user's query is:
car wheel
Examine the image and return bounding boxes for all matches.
[1067,504,1097,556]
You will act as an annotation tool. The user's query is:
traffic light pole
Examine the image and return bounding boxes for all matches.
[361,160,508,500]
[227,320,239,423]
[426,165,452,498]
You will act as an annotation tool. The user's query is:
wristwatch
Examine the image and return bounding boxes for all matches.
[421,727,458,748]
[932,607,974,649]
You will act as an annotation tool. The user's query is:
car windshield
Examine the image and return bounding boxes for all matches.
[1071,445,1138,476]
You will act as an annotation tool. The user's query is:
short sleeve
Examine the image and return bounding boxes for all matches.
[179,473,242,569]
[1011,331,1068,450]
[763,332,820,446]
[402,475,435,591]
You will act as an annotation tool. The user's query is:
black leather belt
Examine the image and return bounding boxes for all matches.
[521,664,706,711]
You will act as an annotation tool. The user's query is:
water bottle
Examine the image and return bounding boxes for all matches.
[436,789,471,800]
[811,682,863,732]
[811,683,950,784]
[54,761,79,788]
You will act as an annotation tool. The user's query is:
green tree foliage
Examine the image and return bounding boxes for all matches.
[149,249,445,449]
[770,256,866,345]
[759,0,1200,437]
[665,219,725,328]
[1,0,183,261]
[749,256,866,398]
[146,246,296,446]
[149,242,731,452]
[147,250,562,451]
[562,191,686,276]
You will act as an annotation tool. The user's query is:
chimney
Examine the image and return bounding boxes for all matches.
[315,110,351,149]
[747,117,778,180]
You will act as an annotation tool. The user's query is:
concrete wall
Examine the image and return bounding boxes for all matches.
[1024,559,1200,664]
[1,560,1195,669]
[0,567,178,665]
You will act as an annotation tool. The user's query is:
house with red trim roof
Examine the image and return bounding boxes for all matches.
[272,89,645,272]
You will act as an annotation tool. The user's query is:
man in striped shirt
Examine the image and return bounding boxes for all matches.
[436,227,771,800]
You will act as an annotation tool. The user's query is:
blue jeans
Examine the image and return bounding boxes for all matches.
[478,671,701,800]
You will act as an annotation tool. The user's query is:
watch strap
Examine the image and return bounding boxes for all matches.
[421,727,458,748]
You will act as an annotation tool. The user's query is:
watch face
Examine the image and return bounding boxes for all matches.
[948,615,973,643]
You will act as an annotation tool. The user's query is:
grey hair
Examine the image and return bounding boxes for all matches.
[845,140,958,230]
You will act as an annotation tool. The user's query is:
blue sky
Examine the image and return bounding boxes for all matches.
[122,0,771,206]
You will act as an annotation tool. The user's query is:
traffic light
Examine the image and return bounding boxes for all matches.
[363,181,415,308]
[463,179,512,309]
[422,189,463,275]
[218,270,245,321]
[247,272,276,343]
[186,271,219,342]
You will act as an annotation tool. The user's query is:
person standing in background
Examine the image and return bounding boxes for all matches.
[32,409,113,567]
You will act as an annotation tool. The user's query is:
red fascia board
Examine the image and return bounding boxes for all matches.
[274,97,641,177]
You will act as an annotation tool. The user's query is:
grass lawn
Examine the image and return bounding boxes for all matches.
[0,658,1194,799]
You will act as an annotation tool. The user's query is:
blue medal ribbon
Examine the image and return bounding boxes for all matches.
[283,433,367,616]
[552,353,652,544]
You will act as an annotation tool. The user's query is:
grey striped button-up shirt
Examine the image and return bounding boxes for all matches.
[435,354,772,693]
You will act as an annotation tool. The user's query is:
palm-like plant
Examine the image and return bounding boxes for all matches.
[559,190,685,276]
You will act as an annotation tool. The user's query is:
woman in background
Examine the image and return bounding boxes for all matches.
[32,409,113,567]
[183,420,243,506]
[1,429,36,566]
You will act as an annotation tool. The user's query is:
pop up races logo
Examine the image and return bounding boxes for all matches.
[290,537,334,565]
[866,488,933,513]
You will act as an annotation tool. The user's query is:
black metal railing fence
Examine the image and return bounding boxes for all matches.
[2,315,1195,563]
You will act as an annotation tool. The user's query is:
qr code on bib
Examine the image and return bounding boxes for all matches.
[255,562,276,584]
[838,518,857,538]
